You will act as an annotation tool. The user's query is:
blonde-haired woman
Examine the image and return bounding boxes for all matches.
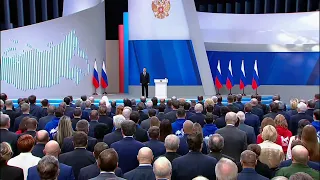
[287,98,299,117]
[204,98,214,109]
[0,142,24,180]
[274,114,292,154]
[54,116,74,146]
[258,125,285,169]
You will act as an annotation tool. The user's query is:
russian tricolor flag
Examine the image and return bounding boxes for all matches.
[240,60,246,90]
[226,60,234,90]
[252,60,260,90]
[92,60,99,89]
[101,61,108,89]
[215,60,223,89]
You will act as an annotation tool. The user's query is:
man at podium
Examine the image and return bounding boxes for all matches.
[140,68,150,98]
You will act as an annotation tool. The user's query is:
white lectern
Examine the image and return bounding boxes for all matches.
[154,78,168,99]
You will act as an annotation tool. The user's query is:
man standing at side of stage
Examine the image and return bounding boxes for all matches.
[140,68,150,98]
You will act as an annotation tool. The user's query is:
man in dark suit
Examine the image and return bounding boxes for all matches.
[38,106,55,130]
[156,104,166,121]
[189,104,205,125]
[103,115,124,146]
[89,148,125,180]
[226,95,239,113]
[140,67,150,98]
[62,120,97,153]
[28,95,44,119]
[164,100,180,123]
[207,134,235,162]
[78,142,123,180]
[123,147,155,180]
[236,111,256,145]
[63,97,75,118]
[14,103,37,132]
[215,106,230,129]
[163,134,181,163]
[235,94,245,111]
[20,118,37,138]
[3,100,18,132]
[40,99,49,117]
[216,112,247,162]
[59,132,96,179]
[110,120,145,173]
[82,100,92,121]
[183,102,195,120]
[88,96,99,110]
[98,106,113,130]
[28,140,75,180]
[130,111,149,142]
[71,108,82,131]
[141,109,157,130]
[137,102,149,121]
[164,100,173,114]
[29,156,60,180]
[0,114,18,155]
[290,102,314,135]
[256,95,268,115]
[244,103,260,136]
[89,110,101,138]
[172,133,217,180]
[32,130,49,158]
[237,150,268,180]
[263,102,279,119]
[145,126,165,157]
[306,100,316,117]
[250,98,264,122]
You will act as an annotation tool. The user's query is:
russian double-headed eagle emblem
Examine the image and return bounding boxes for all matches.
[152,0,171,19]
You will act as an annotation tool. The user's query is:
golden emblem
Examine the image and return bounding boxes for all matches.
[152,0,171,19]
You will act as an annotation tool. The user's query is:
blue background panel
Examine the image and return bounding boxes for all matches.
[129,40,202,86]
[207,51,320,85]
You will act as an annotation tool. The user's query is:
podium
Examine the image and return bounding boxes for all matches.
[154,78,168,99]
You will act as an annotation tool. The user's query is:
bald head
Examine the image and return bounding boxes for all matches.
[164,134,180,152]
[225,112,238,125]
[44,140,60,158]
[240,150,257,168]
[137,147,154,164]
[183,120,193,134]
[153,157,172,179]
[36,130,49,144]
[250,98,258,106]
[292,145,309,164]
[215,158,238,180]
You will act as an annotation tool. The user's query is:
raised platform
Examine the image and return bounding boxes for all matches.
[9,94,274,107]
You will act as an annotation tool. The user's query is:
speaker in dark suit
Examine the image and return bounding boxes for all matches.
[172,133,217,180]
[111,120,145,173]
[140,68,150,98]
[59,132,96,180]
[0,114,18,155]
[216,112,247,162]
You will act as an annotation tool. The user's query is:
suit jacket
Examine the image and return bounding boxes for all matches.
[30,104,44,119]
[139,111,149,122]
[245,113,260,135]
[110,137,145,173]
[252,106,264,122]
[78,162,123,180]
[258,103,268,115]
[98,115,113,130]
[62,136,97,153]
[82,109,92,120]
[215,116,226,129]
[89,173,125,180]
[0,129,18,155]
[216,125,247,162]
[185,111,195,120]
[177,134,208,156]
[263,112,278,120]
[90,104,99,110]
[290,113,314,135]
[14,114,37,132]
[208,152,235,162]
[3,109,18,131]
[164,107,173,114]
[164,110,177,123]
[141,118,151,130]
[189,113,206,125]
[59,148,96,180]
[235,102,245,111]
[27,162,75,180]
[237,168,269,180]
[156,112,165,121]
[41,107,48,117]
[144,139,166,157]
[227,104,239,113]
[89,121,101,138]
[134,126,149,142]
[172,152,217,180]
[64,106,75,118]
[31,143,45,158]
[71,118,81,131]
[20,130,37,138]
[0,163,24,180]
[103,129,123,146]
[163,152,181,163]
[124,165,155,180]
[238,123,257,145]
[38,114,55,130]
[140,72,150,85]
[213,105,221,117]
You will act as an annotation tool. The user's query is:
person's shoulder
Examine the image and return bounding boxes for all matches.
[59,162,73,170]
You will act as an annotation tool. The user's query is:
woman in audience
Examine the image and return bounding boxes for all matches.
[192,123,203,138]
[116,105,124,115]
[0,142,24,180]
[15,116,29,134]
[150,116,160,128]
[259,125,285,169]
[257,117,282,145]
[247,144,273,179]
[274,114,292,154]
[54,116,74,146]
[159,119,172,142]
[204,98,214,110]
[301,125,320,162]
[286,119,310,159]
[287,98,299,117]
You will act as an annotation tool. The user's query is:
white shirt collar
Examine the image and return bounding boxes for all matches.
[0,128,8,130]
[124,136,134,138]
[139,164,152,166]
[226,124,235,126]
[100,171,115,174]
